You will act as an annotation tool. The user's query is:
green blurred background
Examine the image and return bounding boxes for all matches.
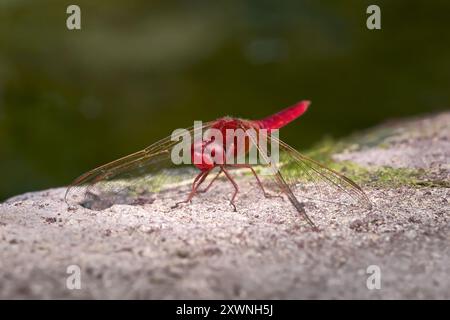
[0,0,449,200]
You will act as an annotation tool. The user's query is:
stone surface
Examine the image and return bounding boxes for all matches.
[0,112,449,299]
[334,112,450,182]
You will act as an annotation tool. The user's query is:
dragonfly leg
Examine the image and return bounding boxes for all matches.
[172,170,209,209]
[231,164,283,200]
[198,168,223,194]
[221,166,239,212]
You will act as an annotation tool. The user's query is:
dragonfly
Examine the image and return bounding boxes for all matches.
[65,100,372,229]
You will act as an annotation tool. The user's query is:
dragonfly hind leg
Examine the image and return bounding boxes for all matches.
[171,170,210,209]
[231,164,283,200]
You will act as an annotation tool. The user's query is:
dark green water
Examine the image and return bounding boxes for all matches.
[0,0,449,200]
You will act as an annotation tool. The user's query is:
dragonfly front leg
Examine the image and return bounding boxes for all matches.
[221,166,239,212]
[198,168,223,194]
[172,170,210,209]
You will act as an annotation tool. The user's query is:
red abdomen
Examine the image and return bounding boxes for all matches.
[257,100,310,129]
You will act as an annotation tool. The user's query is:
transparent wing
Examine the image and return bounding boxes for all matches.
[65,123,212,210]
[241,125,372,213]
[275,139,372,209]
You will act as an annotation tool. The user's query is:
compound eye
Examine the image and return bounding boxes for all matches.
[203,142,224,164]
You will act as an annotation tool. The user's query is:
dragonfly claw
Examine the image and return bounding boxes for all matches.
[171,200,191,209]
[263,192,284,200]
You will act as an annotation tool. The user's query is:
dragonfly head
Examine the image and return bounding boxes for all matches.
[190,118,260,171]
[191,139,225,171]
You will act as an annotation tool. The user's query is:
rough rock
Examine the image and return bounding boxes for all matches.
[0,112,449,299]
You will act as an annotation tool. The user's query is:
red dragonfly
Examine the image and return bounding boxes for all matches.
[65,101,371,229]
